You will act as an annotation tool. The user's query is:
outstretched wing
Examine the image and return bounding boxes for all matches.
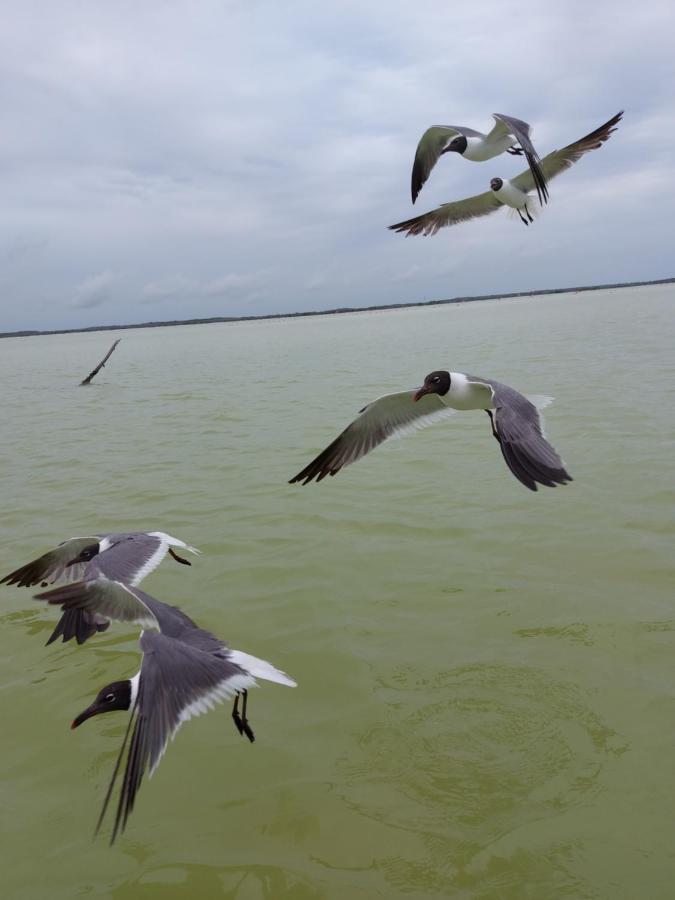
[95,533,199,587]
[512,111,623,195]
[481,379,573,491]
[98,631,255,843]
[411,125,482,203]
[0,536,100,588]
[389,189,502,237]
[34,576,160,631]
[289,390,457,484]
[490,113,549,205]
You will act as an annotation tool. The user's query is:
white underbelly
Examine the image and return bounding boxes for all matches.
[495,181,529,209]
[463,135,514,162]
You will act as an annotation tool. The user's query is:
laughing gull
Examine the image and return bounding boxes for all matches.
[411,113,549,205]
[33,577,296,843]
[289,370,572,491]
[392,111,622,235]
[1,531,199,645]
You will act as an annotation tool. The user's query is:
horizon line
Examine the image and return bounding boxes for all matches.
[1,275,673,340]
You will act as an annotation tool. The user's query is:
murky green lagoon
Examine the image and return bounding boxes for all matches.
[1,284,674,899]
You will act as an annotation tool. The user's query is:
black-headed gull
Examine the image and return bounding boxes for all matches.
[34,577,296,843]
[289,370,572,491]
[411,113,549,205]
[1,531,199,644]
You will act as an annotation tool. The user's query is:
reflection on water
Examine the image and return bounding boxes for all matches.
[335,662,623,894]
[109,862,325,900]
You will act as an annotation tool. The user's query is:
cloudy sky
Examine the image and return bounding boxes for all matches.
[1,0,673,331]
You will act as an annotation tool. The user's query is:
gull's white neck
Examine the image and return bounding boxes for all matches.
[494,179,529,209]
[441,372,495,411]
[129,672,141,707]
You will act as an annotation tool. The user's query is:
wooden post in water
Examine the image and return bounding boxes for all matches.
[80,339,121,386]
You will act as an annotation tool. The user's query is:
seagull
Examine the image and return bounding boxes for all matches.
[1,531,199,645]
[33,577,296,843]
[392,111,622,235]
[411,113,549,205]
[289,370,572,491]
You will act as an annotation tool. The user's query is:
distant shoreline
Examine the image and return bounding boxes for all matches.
[1,276,673,340]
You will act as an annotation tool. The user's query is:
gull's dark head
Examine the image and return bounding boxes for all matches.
[444,135,468,155]
[71,679,132,729]
[66,542,100,569]
[490,177,503,192]
[413,370,451,402]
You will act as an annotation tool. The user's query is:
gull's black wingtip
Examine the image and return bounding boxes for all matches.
[289,474,312,485]
[410,160,423,205]
[388,219,415,235]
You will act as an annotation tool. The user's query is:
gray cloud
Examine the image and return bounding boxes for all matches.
[140,272,262,303]
[0,0,673,330]
[70,271,115,308]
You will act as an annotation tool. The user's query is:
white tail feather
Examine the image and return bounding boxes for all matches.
[148,532,201,555]
[229,650,297,687]
[526,394,554,411]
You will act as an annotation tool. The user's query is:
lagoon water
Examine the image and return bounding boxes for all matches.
[1,284,674,899]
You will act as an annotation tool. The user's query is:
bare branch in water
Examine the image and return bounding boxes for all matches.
[80,339,121,385]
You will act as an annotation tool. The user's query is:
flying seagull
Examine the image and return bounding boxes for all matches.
[1,531,199,645]
[392,111,622,234]
[289,370,572,491]
[411,113,549,205]
[33,577,296,843]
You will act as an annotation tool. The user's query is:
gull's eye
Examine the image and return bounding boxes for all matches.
[105,693,115,702]
[432,376,440,383]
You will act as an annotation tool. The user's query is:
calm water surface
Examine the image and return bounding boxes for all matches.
[1,285,674,899]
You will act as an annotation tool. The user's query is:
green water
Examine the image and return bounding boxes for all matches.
[1,285,674,899]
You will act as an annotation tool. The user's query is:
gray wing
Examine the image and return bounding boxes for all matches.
[33,575,160,631]
[289,390,457,484]
[490,113,549,205]
[98,631,255,843]
[411,124,483,203]
[481,378,573,491]
[96,534,168,585]
[389,189,502,237]
[0,536,101,588]
[512,111,623,195]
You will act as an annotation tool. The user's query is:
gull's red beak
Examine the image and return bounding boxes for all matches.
[413,386,430,402]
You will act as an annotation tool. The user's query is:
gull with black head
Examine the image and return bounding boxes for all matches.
[411,113,549,205]
[33,575,296,843]
[1,531,199,645]
[289,370,572,492]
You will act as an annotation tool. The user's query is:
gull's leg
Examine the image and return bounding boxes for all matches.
[232,691,245,736]
[507,146,524,156]
[168,547,191,566]
[525,204,534,223]
[240,690,255,743]
[486,410,500,441]
[517,208,529,227]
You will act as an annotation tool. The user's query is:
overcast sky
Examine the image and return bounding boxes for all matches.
[0,0,673,331]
